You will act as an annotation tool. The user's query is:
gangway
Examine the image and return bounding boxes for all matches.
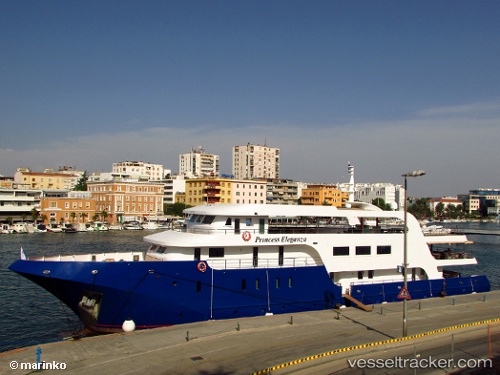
[342,293,373,312]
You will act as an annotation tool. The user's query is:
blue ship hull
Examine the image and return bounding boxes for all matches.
[349,275,491,305]
[8,259,491,332]
[9,260,344,332]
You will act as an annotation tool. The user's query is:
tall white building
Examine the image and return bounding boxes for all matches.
[232,143,280,179]
[349,182,403,210]
[179,147,220,178]
[112,161,164,181]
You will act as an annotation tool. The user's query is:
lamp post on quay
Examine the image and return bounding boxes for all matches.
[402,170,426,337]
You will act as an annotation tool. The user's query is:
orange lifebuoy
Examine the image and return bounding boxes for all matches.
[197,262,207,272]
[242,231,251,241]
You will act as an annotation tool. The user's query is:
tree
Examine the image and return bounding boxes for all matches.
[372,198,392,211]
[30,208,40,223]
[435,203,445,220]
[70,212,77,223]
[407,198,433,220]
[165,203,192,217]
[74,171,88,191]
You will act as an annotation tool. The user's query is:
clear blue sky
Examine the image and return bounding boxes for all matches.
[1,0,499,197]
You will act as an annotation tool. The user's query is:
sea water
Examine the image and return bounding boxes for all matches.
[0,223,499,353]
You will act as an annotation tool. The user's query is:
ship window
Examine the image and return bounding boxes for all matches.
[209,247,224,258]
[279,246,284,266]
[225,218,232,225]
[189,215,198,223]
[194,248,201,261]
[253,247,258,267]
[288,277,293,288]
[196,215,204,223]
[202,215,215,224]
[242,279,246,291]
[256,278,260,290]
[246,218,252,226]
[368,270,374,279]
[276,277,280,288]
[356,246,371,255]
[156,246,167,254]
[358,271,364,279]
[377,245,391,255]
[197,281,202,293]
[333,246,349,256]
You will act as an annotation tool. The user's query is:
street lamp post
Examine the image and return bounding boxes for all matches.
[402,170,426,337]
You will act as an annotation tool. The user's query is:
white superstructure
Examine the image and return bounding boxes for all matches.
[144,203,477,293]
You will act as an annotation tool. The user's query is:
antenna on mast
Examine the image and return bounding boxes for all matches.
[345,162,355,208]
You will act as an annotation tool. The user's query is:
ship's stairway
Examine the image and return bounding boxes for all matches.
[342,293,373,312]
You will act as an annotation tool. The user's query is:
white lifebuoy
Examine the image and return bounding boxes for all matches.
[242,231,251,241]
[197,262,207,272]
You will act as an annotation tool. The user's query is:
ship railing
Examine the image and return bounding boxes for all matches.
[207,256,320,270]
[29,252,145,262]
[184,226,404,235]
[430,246,473,260]
[350,278,403,287]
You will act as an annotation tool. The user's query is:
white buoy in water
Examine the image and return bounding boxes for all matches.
[122,319,136,332]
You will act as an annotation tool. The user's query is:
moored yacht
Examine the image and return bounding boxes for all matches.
[9,201,489,333]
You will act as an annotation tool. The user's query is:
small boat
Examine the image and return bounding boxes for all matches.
[1,224,15,234]
[123,221,143,230]
[61,224,78,233]
[46,223,63,233]
[33,224,47,233]
[87,221,109,232]
[108,224,124,230]
[142,221,160,230]
[11,223,28,234]
[74,223,88,232]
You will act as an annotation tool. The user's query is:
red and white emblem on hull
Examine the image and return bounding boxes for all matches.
[242,231,251,241]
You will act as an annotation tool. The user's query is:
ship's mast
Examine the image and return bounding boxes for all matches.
[345,162,355,208]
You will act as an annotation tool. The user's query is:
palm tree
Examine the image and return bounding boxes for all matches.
[70,212,77,223]
[30,208,40,223]
[100,210,108,222]
[80,212,88,223]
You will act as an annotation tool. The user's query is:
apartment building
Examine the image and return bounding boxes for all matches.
[185,177,267,206]
[14,167,83,190]
[179,147,219,178]
[266,179,301,205]
[301,184,348,207]
[232,144,280,179]
[112,161,164,181]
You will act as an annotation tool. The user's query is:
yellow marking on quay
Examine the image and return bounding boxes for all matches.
[250,317,500,375]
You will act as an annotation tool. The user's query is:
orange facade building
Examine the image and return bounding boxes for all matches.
[301,184,348,207]
[87,180,164,224]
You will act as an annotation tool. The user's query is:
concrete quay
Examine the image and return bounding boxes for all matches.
[1,291,499,375]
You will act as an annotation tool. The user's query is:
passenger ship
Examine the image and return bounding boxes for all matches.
[9,202,490,333]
